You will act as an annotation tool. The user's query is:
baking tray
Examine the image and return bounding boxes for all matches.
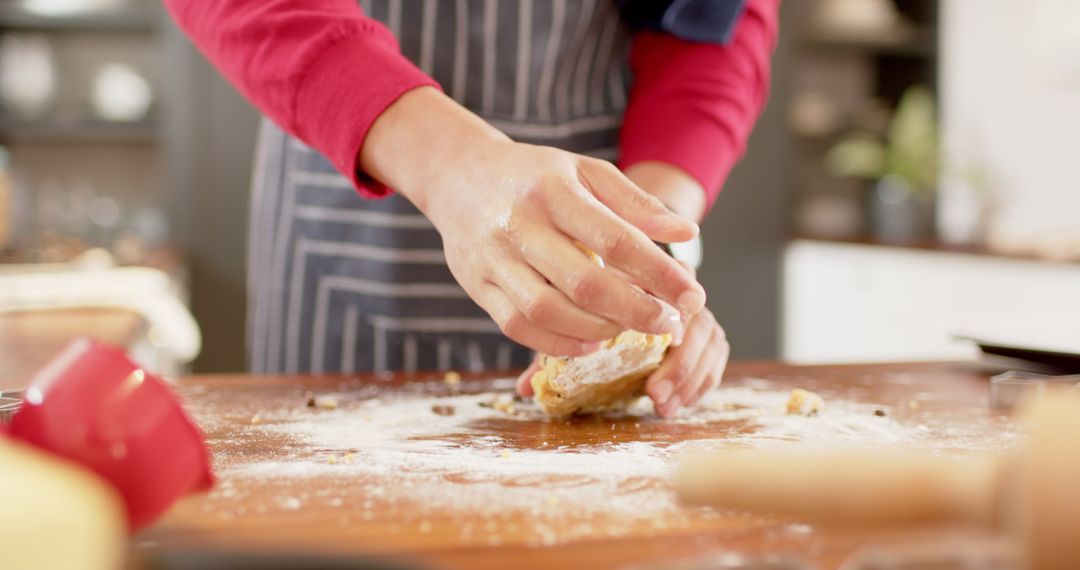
[957,336,1080,374]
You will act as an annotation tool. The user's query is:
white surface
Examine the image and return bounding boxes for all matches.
[782,240,1080,364]
[939,0,1080,250]
[0,262,200,363]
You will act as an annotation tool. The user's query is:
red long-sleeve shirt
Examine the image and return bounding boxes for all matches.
[165,0,778,208]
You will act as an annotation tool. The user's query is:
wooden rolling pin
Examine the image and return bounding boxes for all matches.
[675,389,1080,570]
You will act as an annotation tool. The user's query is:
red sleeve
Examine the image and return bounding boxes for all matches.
[618,0,780,209]
[164,0,440,198]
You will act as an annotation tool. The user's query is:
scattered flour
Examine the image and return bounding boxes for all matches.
[192,380,1018,545]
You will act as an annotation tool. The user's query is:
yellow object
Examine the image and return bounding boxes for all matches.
[0,437,125,570]
[531,330,671,417]
[530,244,671,417]
[786,388,825,416]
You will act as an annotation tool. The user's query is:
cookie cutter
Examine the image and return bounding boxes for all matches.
[990,370,1080,411]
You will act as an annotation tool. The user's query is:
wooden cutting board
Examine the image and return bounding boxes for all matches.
[136,361,1015,570]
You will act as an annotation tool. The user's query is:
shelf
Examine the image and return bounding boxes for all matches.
[803,26,937,57]
[789,235,1079,266]
[0,5,158,32]
[0,118,160,143]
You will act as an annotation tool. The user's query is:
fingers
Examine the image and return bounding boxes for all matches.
[524,228,685,340]
[516,356,540,397]
[647,311,729,418]
[578,158,699,244]
[475,283,601,357]
[646,309,714,416]
[690,334,729,405]
[548,183,706,316]
[489,260,622,342]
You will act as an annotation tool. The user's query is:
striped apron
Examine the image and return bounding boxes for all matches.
[247,0,633,375]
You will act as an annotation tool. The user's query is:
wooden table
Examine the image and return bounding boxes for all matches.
[0,308,144,391]
[138,361,1016,570]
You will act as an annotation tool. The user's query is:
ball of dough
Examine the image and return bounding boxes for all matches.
[0,436,125,570]
[531,330,672,417]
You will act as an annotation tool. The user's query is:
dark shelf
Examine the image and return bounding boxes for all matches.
[803,26,937,57]
[0,5,158,32]
[0,118,160,143]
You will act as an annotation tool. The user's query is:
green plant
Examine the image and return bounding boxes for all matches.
[824,85,939,195]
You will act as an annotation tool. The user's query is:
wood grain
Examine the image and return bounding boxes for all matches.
[136,361,1014,570]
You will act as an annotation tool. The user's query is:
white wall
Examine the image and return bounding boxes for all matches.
[939,0,1080,250]
[783,240,1080,364]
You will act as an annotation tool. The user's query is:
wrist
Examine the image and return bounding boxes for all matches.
[623,161,707,223]
[358,86,509,215]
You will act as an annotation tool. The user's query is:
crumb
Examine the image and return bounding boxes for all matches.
[315,396,339,410]
[908,400,919,410]
[327,455,338,464]
[343,453,355,464]
[500,450,511,460]
[250,413,262,425]
[492,395,516,415]
[432,404,456,416]
[786,388,825,417]
[305,391,316,407]
[443,371,461,386]
[874,409,887,417]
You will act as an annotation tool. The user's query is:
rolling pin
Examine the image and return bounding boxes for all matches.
[675,389,1080,570]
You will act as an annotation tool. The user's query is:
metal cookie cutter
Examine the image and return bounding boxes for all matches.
[991,371,1080,411]
[0,389,23,424]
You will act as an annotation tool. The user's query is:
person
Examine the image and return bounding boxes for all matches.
[165,0,779,417]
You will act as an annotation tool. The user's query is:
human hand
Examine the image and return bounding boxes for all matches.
[644,297,729,418]
[514,269,729,417]
[625,161,728,416]
[362,88,707,356]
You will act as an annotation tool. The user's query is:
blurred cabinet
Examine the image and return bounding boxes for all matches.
[783,240,1080,363]
[0,0,170,263]
[785,0,938,240]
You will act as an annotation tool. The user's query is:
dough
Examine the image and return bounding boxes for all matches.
[0,436,125,570]
[531,330,672,417]
[786,388,825,416]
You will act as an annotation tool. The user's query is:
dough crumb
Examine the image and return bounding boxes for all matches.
[492,395,517,416]
[443,370,462,387]
[786,388,825,417]
[305,392,338,410]
[431,404,456,416]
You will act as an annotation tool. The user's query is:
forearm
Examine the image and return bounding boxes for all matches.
[623,161,707,223]
[618,0,779,210]
[359,87,508,215]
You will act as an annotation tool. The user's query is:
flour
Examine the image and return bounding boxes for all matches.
[194,380,1018,547]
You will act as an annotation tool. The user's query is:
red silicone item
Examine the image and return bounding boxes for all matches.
[8,338,214,530]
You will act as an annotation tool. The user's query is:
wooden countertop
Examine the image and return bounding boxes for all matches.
[137,361,1015,570]
[0,308,144,391]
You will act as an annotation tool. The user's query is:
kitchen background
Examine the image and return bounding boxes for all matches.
[0,0,1077,376]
